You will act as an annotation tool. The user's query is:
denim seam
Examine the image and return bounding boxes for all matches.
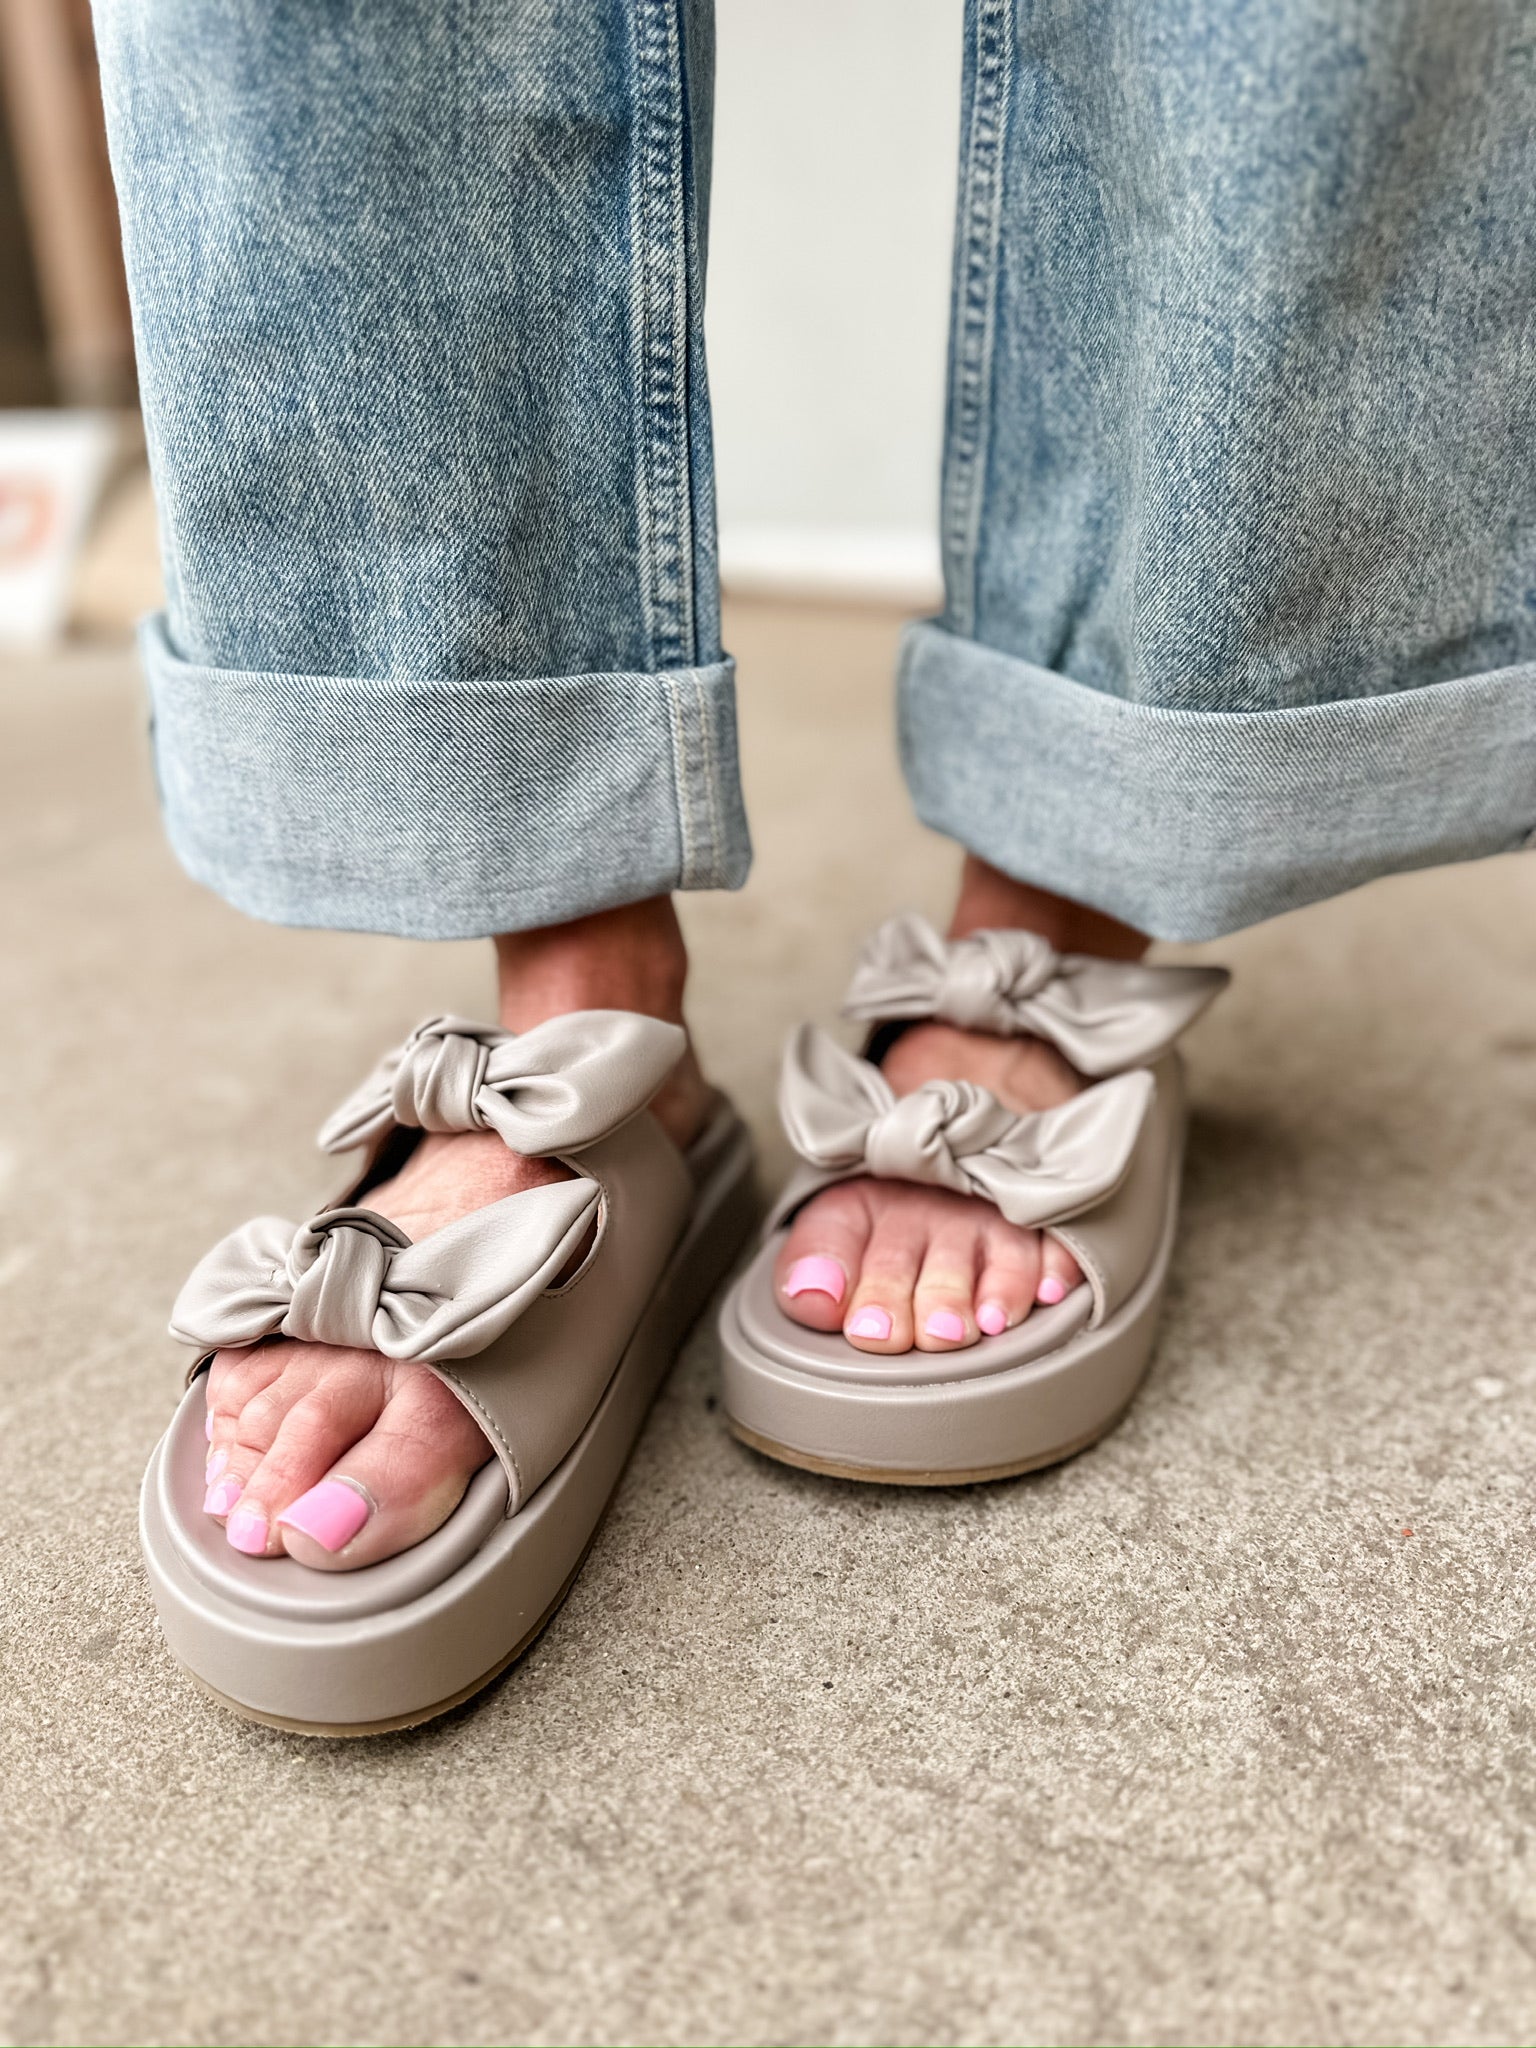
[631,0,695,674]
[941,0,1013,641]
[690,664,725,878]
[659,670,700,886]
[669,664,726,887]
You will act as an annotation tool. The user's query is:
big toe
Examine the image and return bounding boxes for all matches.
[207,1351,492,1571]
[275,1372,494,1570]
[775,1186,870,1333]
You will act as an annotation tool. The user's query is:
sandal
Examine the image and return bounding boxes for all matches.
[718,914,1227,1484]
[140,1011,756,1735]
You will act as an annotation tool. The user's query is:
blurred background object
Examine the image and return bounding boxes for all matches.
[0,406,117,647]
[0,0,146,645]
[0,0,960,650]
[709,0,959,607]
[0,0,134,407]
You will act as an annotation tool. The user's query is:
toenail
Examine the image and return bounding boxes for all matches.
[924,1309,966,1343]
[1037,1277,1068,1305]
[205,1446,228,1482]
[225,1503,268,1555]
[847,1306,892,1340]
[205,1409,214,1441]
[784,1255,846,1304]
[278,1478,372,1554]
[203,1476,241,1517]
[977,1300,1009,1337]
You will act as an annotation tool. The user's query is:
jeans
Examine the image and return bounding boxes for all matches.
[93,0,1536,942]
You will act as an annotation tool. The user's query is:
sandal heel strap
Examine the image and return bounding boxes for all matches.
[841,911,1227,1075]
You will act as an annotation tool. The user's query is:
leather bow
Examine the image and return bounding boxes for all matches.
[318,1010,686,1155]
[778,1025,1152,1230]
[841,913,1227,1075]
[170,1179,600,1363]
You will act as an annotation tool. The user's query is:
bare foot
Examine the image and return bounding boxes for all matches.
[774,859,1146,1355]
[202,897,710,1570]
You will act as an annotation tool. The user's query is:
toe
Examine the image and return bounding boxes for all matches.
[204,1344,285,1476]
[842,1193,926,1352]
[776,1186,870,1332]
[912,1208,984,1350]
[975,1218,1043,1338]
[219,1350,387,1557]
[201,1342,312,1526]
[276,1371,492,1571]
[1036,1233,1085,1308]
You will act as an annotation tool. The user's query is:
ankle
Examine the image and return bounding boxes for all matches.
[948,855,1147,962]
[493,896,708,1152]
[883,1017,1081,1110]
[493,895,690,1031]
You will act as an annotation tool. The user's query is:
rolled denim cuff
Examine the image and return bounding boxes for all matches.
[141,614,751,939]
[900,620,1536,940]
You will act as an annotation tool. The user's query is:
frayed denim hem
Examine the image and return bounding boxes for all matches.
[899,620,1536,941]
[140,614,751,940]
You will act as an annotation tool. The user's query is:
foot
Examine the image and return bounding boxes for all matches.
[775,860,1146,1356]
[202,897,710,1570]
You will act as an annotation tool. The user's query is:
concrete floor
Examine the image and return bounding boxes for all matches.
[3,598,1536,2046]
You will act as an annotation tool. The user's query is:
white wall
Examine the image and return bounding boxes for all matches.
[706,0,963,602]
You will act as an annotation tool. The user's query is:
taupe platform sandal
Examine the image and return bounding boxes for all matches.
[140,1012,756,1736]
[719,915,1227,1485]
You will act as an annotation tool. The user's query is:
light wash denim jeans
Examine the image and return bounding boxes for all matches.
[93,0,1536,942]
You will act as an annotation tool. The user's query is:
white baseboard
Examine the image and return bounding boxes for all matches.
[718,523,942,608]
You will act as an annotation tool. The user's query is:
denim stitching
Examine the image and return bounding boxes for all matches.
[660,671,700,886]
[941,0,1013,641]
[632,0,695,675]
[634,0,711,887]
[689,664,725,881]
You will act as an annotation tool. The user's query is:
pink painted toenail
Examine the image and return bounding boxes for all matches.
[278,1478,372,1554]
[784,1256,846,1304]
[847,1306,892,1341]
[205,1409,214,1441]
[205,1447,228,1483]
[203,1476,241,1517]
[1037,1276,1068,1305]
[977,1300,1009,1337]
[225,1503,268,1555]
[925,1309,966,1343]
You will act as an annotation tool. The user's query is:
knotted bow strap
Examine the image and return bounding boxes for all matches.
[169,1179,600,1364]
[841,913,1228,1076]
[779,1026,1154,1230]
[317,1010,687,1156]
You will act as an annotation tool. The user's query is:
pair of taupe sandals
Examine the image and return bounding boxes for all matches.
[141,914,1227,1734]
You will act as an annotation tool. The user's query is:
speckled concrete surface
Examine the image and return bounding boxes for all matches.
[3,600,1535,2047]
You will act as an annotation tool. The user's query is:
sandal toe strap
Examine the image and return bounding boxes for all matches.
[771,1023,1153,1235]
[170,1179,600,1365]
